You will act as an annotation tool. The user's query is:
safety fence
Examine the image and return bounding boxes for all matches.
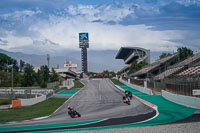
[121,76,200,97]
[164,77,200,97]
[122,77,145,87]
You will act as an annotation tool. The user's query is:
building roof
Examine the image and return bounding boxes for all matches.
[115,47,150,64]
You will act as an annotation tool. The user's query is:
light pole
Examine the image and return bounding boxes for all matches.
[12,66,13,90]
[8,65,14,99]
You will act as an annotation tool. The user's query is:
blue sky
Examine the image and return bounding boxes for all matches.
[0,0,200,55]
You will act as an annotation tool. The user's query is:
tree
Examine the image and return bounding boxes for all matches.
[35,65,50,88]
[159,53,172,59]
[0,53,12,71]
[177,47,194,61]
[102,70,116,78]
[22,64,35,87]
[50,68,59,82]
[19,60,25,72]
[35,69,43,87]
[128,61,148,74]
[40,65,50,83]
[102,70,109,77]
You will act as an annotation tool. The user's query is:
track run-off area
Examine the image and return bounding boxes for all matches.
[0,79,196,133]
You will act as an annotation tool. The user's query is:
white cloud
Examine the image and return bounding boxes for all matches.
[67,4,135,23]
[0,4,193,54]
[177,0,200,6]
[27,14,184,52]
[0,38,8,46]
[0,31,33,51]
[0,10,42,20]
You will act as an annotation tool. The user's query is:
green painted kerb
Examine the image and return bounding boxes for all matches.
[119,85,196,125]
[57,90,78,96]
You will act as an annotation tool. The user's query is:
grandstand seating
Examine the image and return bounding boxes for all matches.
[170,54,200,68]
[155,66,183,80]
[131,53,178,77]
[155,55,200,79]
[178,65,200,77]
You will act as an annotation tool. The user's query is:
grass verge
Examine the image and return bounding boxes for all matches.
[0,98,67,122]
[111,79,124,86]
[70,80,84,90]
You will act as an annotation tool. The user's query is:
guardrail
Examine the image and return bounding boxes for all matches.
[162,90,200,109]
[119,79,152,95]
[12,95,46,108]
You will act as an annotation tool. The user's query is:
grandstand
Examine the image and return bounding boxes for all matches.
[115,47,150,76]
[130,53,178,79]
[177,65,200,77]
[154,54,200,80]
[117,49,200,97]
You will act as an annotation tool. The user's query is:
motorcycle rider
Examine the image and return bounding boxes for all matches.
[67,106,81,118]
[125,90,132,99]
[123,96,130,105]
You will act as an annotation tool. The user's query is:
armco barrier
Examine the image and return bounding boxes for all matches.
[162,90,200,109]
[20,95,46,106]
[120,79,152,95]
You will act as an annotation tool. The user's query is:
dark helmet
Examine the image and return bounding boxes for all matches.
[68,106,72,110]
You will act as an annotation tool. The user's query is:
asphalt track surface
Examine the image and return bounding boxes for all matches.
[0,79,155,132]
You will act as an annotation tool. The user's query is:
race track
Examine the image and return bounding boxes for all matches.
[0,79,156,132]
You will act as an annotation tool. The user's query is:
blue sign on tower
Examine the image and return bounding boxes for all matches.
[79,33,88,40]
[79,33,89,48]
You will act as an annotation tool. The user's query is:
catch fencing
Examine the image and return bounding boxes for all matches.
[164,77,200,97]
[121,76,200,97]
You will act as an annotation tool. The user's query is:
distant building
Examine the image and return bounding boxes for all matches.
[33,66,40,73]
[55,61,80,79]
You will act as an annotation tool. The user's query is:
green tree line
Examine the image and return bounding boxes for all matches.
[0,53,59,88]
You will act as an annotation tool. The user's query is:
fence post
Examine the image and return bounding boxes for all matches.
[144,81,147,88]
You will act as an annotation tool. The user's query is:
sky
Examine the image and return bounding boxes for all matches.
[0,0,200,55]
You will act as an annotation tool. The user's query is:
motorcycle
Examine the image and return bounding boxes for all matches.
[68,110,81,118]
[123,96,131,105]
[125,90,133,100]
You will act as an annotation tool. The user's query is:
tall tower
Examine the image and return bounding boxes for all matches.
[47,54,50,68]
[79,33,89,74]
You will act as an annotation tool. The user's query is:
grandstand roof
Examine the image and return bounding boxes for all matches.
[130,53,178,77]
[169,54,200,68]
[115,47,150,64]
